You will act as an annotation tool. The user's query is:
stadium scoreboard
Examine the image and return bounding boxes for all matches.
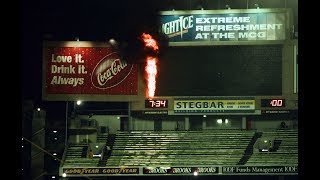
[145,99,168,108]
[261,99,285,107]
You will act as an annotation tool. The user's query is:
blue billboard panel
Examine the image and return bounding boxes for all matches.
[159,9,287,43]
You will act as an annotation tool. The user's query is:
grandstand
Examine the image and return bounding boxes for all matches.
[107,130,255,166]
[60,129,298,177]
[247,129,298,166]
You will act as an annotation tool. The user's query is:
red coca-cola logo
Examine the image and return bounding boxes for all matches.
[91,52,133,89]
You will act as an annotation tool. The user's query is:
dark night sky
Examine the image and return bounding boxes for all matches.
[21,0,298,97]
[20,0,170,121]
[21,0,163,101]
[19,1,302,179]
[21,0,298,112]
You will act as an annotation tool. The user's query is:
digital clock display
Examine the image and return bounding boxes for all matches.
[145,100,168,108]
[261,99,285,107]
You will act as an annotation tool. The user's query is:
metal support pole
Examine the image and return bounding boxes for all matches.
[285,0,287,8]
[65,101,68,147]
[128,102,132,131]
[74,101,76,112]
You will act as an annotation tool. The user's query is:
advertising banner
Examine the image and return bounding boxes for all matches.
[174,97,255,113]
[222,166,298,175]
[62,167,139,175]
[61,165,297,177]
[143,110,168,115]
[43,42,138,100]
[159,9,288,44]
[261,110,291,114]
[143,167,219,175]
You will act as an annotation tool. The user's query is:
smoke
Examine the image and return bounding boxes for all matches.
[117,30,168,66]
[111,1,168,64]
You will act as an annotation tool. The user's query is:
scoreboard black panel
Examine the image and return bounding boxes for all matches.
[157,45,282,96]
[145,100,168,108]
[261,99,285,107]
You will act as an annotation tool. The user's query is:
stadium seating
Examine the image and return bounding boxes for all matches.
[63,143,100,167]
[61,129,298,168]
[245,129,298,166]
[106,130,256,166]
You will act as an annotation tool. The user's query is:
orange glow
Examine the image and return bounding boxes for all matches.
[145,57,158,98]
[141,33,159,98]
[141,33,159,51]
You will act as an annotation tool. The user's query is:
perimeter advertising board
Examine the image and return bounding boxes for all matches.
[159,8,290,46]
[42,41,139,101]
[61,165,297,176]
[62,167,139,175]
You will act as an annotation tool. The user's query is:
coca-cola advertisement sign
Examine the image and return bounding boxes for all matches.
[44,45,138,96]
[91,52,132,89]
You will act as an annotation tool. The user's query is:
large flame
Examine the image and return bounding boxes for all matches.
[141,33,159,99]
[142,33,159,51]
[145,57,157,98]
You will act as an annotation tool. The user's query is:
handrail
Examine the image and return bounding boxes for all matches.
[60,142,69,168]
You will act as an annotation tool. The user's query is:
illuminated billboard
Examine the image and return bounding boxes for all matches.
[174,97,255,114]
[42,41,138,101]
[159,9,289,45]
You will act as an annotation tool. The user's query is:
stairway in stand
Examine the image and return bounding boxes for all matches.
[271,139,282,152]
[98,134,116,167]
[237,131,262,165]
[97,133,109,143]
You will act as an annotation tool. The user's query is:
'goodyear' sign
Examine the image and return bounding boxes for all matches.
[62,167,139,175]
